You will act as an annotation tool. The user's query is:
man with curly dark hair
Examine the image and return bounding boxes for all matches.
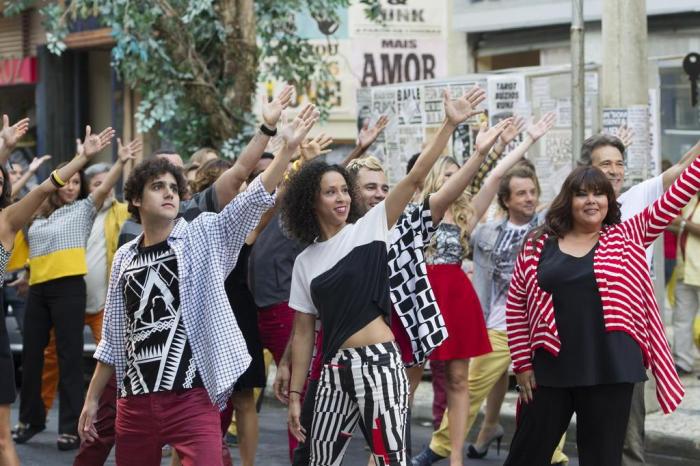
[76,102,318,466]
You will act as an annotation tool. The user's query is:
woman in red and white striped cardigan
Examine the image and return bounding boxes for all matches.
[503,153,699,466]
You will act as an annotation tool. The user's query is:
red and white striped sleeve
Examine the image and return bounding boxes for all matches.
[506,247,534,373]
[625,154,700,248]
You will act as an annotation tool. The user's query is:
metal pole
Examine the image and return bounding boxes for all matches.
[571,0,585,167]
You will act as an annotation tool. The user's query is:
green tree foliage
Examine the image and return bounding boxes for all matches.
[4,0,378,157]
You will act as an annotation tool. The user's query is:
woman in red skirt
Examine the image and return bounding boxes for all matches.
[419,112,555,466]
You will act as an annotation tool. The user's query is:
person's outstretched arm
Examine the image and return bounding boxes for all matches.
[385,86,486,228]
[341,115,390,167]
[466,112,556,233]
[662,140,700,190]
[90,136,138,209]
[0,125,115,251]
[11,155,52,198]
[429,118,512,223]
[212,85,294,206]
[0,115,30,165]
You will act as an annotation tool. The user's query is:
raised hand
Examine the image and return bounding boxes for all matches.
[279,104,320,151]
[357,115,389,150]
[475,118,513,156]
[444,86,486,127]
[500,115,527,146]
[0,115,30,151]
[117,137,142,164]
[525,111,556,142]
[300,132,333,162]
[28,155,52,173]
[617,124,634,149]
[76,126,115,159]
[262,84,295,128]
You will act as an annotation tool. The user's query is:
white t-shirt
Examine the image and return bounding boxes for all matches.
[84,204,110,314]
[487,221,531,331]
[289,201,391,359]
[618,175,664,268]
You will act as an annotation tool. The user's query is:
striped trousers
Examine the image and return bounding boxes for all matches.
[310,341,409,466]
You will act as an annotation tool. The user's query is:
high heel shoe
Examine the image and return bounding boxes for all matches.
[466,424,504,459]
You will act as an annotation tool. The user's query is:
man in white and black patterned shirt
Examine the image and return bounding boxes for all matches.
[76,102,319,466]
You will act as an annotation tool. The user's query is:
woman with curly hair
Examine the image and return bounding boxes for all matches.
[283,88,493,465]
[418,112,555,465]
[503,157,699,465]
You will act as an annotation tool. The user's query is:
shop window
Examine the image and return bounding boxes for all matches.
[659,66,700,164]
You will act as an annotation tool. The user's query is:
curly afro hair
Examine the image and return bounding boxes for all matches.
[281,160,361,244]
[124,158,188,223]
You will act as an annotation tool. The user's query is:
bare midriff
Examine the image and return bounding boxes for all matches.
[340,315,395,350]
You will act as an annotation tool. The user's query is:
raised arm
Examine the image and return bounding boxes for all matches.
[662,139,700,191]
[90,136,138,209]
[212,85,294,205]
[467,112,555,233]
[468,116,527,195]
[341,115,389,167]
[0,125,114,251]
[633,151,700,248]
[11,155,52,198]
[385,86,486,228]
[429,118,512,223]
[0,115,30,165]
[261,105,319,194]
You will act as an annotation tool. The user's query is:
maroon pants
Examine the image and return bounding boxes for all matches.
[115,388,222,466]
[258,301,296,459]
[73,376,117,466]
[74,378,234,466]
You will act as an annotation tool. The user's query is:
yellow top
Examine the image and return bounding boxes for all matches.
[677,195,700,287]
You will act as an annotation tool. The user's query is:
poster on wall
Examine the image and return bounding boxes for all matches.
[348,0,447,38]
[602,106,650,185]
[487,74,527,126]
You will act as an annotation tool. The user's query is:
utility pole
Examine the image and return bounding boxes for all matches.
[571,0,585,167]
[602,0,659,414]
[602,0,649,108]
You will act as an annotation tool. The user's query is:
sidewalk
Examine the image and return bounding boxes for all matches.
[411,368,700,466]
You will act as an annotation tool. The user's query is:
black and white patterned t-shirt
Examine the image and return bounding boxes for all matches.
[121,240,202,396]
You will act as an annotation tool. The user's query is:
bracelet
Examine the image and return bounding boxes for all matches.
[50,170,67,187]
[260,123,277,136]
[289,390,303,397]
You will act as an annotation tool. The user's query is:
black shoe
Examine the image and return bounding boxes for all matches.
[12,423,45,444]
[411,446,445,466]
[56,433,80,451]
[467,424,504,459]
[675,364,692,376]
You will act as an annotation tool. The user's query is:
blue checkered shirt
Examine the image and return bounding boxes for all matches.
[94,177,275,409]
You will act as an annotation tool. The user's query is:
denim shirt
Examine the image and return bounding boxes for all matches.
[470,212,544,323]
[95,177,275,409]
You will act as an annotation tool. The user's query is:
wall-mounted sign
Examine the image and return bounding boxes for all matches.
[0,57,38,87]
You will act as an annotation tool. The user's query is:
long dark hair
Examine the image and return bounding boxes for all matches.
[0,164,13,208]
[530,166,621,242]
[280,160,361,244]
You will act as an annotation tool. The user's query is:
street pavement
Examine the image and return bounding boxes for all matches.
[11,398,578,465]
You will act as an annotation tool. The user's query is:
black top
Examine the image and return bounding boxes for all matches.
[533,239,647,387]
[310,242,391,360]
[290,201,391,362]
[248,214,305,308]
[225,244,265,389]
[122,240,203,395]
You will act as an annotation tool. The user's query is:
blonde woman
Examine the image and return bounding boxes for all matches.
[418,112,555,466]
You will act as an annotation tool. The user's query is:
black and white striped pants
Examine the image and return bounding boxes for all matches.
[309,341,409,466]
